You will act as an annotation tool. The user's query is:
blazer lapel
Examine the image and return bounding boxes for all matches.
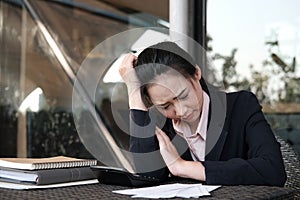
[205,128,228,160]
[205,88,229,161]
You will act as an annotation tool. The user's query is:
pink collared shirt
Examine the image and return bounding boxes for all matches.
[172,91,210,161]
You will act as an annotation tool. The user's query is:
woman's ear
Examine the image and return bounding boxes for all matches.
[195,65,202,80]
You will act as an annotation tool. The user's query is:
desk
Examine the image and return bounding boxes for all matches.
[0,183,296,200]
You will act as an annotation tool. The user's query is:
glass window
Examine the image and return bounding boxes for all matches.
[0,0,169,168]
[207,0,300,157]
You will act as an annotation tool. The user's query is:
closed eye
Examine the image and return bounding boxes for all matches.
[163,104,171,110]
[179,93,188,100]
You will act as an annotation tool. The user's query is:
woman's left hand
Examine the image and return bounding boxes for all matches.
[155,127,206,181]
[155,127,184,176]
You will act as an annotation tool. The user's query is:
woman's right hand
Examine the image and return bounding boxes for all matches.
[118,53,139,86]
[118,53,148,110]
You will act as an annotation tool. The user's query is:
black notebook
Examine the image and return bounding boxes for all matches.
[0,167,97,185]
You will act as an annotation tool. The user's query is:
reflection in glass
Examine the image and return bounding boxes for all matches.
[0,0,169,167]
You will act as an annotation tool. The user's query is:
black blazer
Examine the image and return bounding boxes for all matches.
[129,90,287,186]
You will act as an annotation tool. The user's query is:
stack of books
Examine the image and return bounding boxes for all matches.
[0,156,98,189]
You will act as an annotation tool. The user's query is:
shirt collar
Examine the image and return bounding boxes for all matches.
[197,91,210,140]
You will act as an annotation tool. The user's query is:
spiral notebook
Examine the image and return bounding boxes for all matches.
[0,156,97,170]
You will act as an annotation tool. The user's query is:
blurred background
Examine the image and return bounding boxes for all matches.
[0,0,299,167]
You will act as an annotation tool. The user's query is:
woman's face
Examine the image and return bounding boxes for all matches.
[147,66,203,125]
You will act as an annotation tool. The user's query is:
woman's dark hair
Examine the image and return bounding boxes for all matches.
[135,41,208,107]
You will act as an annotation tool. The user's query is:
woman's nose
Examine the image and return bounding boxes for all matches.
[174,101,184,117]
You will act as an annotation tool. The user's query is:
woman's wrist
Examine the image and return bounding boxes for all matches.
[173,160,206,181]
[127,85,148,111]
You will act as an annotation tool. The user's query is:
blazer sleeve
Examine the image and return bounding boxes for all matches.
[203,91,287,186]
[129,109,169,180]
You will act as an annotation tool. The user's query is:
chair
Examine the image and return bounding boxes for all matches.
[276,135,300,198]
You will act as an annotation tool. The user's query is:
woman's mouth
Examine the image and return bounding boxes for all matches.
[182,113,193,121]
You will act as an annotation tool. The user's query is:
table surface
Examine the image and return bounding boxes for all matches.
[0,182,296,200]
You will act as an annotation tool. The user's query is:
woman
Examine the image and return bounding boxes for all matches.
[119,41,286,186]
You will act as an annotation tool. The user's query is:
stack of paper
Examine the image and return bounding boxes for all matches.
[113,183,221,198]
[0,179,99,190]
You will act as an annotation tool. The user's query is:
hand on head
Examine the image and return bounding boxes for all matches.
[119,53,147,110]
[118,53,139,85]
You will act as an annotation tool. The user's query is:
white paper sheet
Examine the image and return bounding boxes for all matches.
[0,179,99,190]
[113,183,221,198]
